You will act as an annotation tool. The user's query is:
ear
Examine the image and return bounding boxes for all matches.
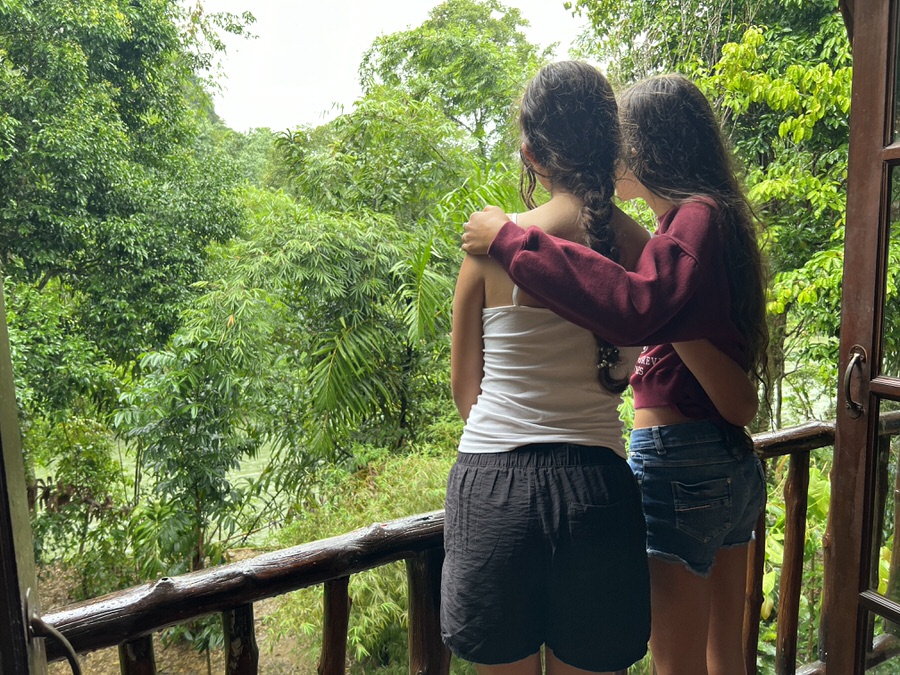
[520,142,537,166]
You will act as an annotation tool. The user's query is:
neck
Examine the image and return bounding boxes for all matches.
[547,188,579,204]
[518,190,585,241]
[644,192,676,218]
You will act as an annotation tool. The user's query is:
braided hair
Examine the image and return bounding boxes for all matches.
[518,61,629,392]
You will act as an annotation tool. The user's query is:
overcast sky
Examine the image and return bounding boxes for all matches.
[201,1,586,132]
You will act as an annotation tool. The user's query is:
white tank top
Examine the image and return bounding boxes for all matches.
[458,285,639,458]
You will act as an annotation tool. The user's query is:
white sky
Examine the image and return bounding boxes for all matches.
[201,1,587,132]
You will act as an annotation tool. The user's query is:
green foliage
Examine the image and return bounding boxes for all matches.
[205,188,457,466]
[110,183,461,578]
[179,3,256,78]
[436,160,531,225]
[115,328,265,572]
[757,455,831,669]
[215,126,290,190]
[128,499,192,579]
[880,184,900,374]
[359,0,548,161]
[5,279,117,418]
[275,87,472,222]
[569,0,840,86]
[265,446,454,670]
[0,0,254,602]
[0,0,246,369]
[29,415,135,598]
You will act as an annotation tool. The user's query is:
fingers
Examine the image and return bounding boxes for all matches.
[460,205,502,255]
[460,224,479,254]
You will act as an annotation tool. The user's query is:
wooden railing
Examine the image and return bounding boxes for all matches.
[41,511,448,674]
[749,413,900,675]
[37,416,900,674]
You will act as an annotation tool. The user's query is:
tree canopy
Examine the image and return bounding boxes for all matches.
[360,0,549,161]
[0,0,245,372]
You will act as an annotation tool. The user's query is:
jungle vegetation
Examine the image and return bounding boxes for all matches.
[0,0,867,670]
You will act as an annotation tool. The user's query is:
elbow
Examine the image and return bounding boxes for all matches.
[727,407,757,428]
[721,395,759,428]
[451,384,479,422]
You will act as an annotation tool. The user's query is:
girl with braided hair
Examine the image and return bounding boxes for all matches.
[442,60,651,674]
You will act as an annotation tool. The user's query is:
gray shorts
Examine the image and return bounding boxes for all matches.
[440,443,650,672]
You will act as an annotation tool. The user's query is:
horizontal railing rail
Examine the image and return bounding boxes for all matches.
[37,413,900,674]
[42,511,448,674]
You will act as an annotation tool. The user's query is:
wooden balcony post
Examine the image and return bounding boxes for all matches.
[118,635,156,675]
[776,451,810,675]
[406,548,450,675]
[745,495,767,675]
[318,576,350,675]
[224,603,258,674]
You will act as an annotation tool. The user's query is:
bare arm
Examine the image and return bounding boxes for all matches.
[451,255,486,420]
[673,340,758,427]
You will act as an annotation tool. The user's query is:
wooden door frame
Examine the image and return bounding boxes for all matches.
[0,276,46,674]
[825,0,895,670]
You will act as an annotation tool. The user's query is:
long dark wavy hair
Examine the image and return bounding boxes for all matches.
[517,60,628,392]
[618,73,769,385]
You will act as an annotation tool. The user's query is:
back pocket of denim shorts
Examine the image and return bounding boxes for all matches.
[672,478,732,544]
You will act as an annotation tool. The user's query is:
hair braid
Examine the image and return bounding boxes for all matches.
[582,172,629,393]
[518,61,628,392]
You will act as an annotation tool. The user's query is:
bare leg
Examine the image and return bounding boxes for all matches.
[706,545,750,675]
[476,653,543,675]
[647,557,711,675]
[545,648,617,675]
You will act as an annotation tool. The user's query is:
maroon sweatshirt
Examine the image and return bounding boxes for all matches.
[487,199,746,421]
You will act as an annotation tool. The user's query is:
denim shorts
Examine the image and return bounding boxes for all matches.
[628,420,766,577]
[441,443,650,671]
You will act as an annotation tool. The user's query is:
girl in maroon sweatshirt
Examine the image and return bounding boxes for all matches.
[462,74,769,675]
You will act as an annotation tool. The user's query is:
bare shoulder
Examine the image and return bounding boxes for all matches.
[460,249,494,272]
[516,198,584,243]
[459,248,518,307]
[612,205,651,271]
[456,251,492,287]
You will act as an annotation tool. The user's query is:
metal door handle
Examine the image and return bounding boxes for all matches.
[26,587,82,675]
[843,346,867,419]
